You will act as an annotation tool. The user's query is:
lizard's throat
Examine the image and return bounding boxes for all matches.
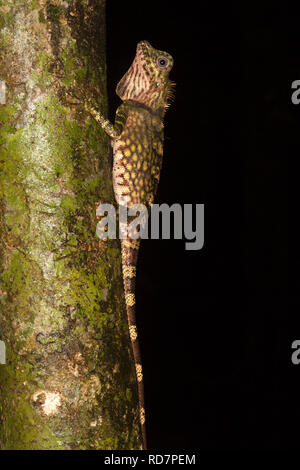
[116,63,170,112]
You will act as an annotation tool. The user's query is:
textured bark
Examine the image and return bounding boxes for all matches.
[0,0,142,450]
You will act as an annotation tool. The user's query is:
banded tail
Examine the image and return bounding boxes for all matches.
[121,238,147,449]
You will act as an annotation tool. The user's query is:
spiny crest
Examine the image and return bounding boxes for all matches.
[116,40,175,113]
[165,80,176,109]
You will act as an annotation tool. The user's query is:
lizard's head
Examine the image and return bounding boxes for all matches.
[116,40,175,113]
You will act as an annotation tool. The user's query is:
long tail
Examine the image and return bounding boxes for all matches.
[121,238,147,450]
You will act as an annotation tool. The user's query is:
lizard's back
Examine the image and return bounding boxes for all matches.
[112,102,164,209]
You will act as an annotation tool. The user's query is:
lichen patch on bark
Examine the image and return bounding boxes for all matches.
[32,390,62,416]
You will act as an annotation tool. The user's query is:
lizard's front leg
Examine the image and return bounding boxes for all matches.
[85,102,120,138]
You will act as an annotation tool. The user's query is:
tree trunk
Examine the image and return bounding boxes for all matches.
[0,0,142,450]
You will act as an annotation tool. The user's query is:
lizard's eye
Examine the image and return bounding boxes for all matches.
[157,57,168,68]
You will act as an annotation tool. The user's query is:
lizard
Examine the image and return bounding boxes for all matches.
[86,40,174,450]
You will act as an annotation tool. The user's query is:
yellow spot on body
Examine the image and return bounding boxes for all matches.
[124,149,131,157]
[124,172,130,181]
[123,265,136,278]
[125,292,135,306]
[131,144,136,152]
[126,138,131,145]
[136,363,143,382]
[133,153,138,162]
[123,239,140,249]
[131,171,136,179]
[126,162,132,171]
[137,161,141,170]
[137,143,142,153]
[140,407,146,425]
[129,325,138,342]
[142,161,148,171]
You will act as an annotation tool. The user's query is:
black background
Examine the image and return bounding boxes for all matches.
[106,1,294,449]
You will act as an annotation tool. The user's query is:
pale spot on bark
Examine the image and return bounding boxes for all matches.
[32,390,62,416]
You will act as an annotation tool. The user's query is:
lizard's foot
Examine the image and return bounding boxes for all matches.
[95,200,108,242]
[95,200,117,242]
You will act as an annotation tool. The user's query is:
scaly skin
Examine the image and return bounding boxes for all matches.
[87,40,174,450]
